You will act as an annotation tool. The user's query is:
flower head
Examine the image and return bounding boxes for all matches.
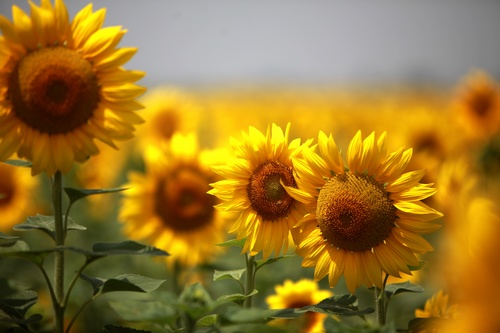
[0,162,39,231]
[119,133,228,268]
[452,70,500,141]
[415,290,458,320]
[286,131,442,293]
[0,0,145,175]
[266,279,333,332]
[209,123,313,259]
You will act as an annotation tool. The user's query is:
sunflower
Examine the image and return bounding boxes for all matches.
[285,131,442,293]
[0,162,39,231]
[415,290,458,320]
[119,132,228,268]
[451,70,500,141]
[266,279,333,333]
[133,87,203,154]
[0,0,145,175]
[209,123,313,260]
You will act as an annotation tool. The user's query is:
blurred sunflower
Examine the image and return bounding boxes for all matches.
[266,279,333,333]
[209,123,313,260]
[415,290,458,320]
[0,0,145,175]
[119,133,228,268]
[285,131,442,293]
[133,87,203,154]
[451,70,500,141]
[0,162,39,231]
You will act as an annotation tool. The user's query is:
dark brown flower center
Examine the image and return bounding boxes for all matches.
[8,46,99,134]
[316,172,397,252]
[153,109,179,140]
[247,161,296,221]
[0,181,14,206]
[155,166,216,231]
[469,92,493,118]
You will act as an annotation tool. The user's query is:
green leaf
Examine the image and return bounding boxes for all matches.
[220,324,286,333]
[408,261,427,271]
[92,241,169,257]
[216,238,246,248]
[80,274,165,297]
[196,314,218,327]
[0,240,30,253]
[384,281,424,299]
[213,269,246,282]
[0,290,40,326]
[221,307,275,323]
[101,274,165,294]
[109,299,177,323]
[3,159,32,168]
[13,215,86,240]
[216,289,258,303]
[64,187,128,205]
[101,324,151,333]
[178,283,214,318]
[271,294,374,318]
[404,317,452,333]
[255,255,294,270]
[80,273,106,296]
[0,232,19,239]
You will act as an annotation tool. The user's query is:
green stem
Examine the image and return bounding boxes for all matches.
[52,171,65,333]
[65,297,94,333]
[375,274,390,326]
[243,253,256,309]
[62,261,89,308]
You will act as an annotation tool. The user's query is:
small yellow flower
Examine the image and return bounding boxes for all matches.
[286,131,442,293]
[266,279,333,333]
[209,123,313,260]
[0,0,145,175]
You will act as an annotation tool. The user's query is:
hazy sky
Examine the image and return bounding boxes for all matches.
[1,0,499,87]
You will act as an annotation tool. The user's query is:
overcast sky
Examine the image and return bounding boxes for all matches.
[1,0,499,87]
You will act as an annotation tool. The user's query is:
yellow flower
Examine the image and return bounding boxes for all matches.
[415,290,458,319]
[0,0,145,175]
[209,123,313,260]
[451,70,500,141]
[286,131,442,293]
[266,279,333,333]
[119,133,228,268]
[134,87,203,154]
[0,162,39,231]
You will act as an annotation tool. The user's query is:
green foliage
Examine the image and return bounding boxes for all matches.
[80,273,165,297]
[384,282,424,300]
[271,294,374,319]
[255,255,294,271]
[213,268,246,282]
[0,290,42,329]
[64,187,129,206]
[101,324,152,333]
[3,159,32,168]
[397,317,452,333]
[13,214,86,240]
[216,238,246,248]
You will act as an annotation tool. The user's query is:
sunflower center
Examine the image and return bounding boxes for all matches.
[8,46,99,134]
[316,172,397,252]
[155,166,216,231]
[0,182,14,206]
[470,93,492,117]
[247,161,296,222]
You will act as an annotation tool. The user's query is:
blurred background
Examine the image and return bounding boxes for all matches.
[2,0,500,86]
[1,1,500,332]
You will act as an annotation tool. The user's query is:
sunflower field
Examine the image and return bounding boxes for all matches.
[1,1,499,333]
